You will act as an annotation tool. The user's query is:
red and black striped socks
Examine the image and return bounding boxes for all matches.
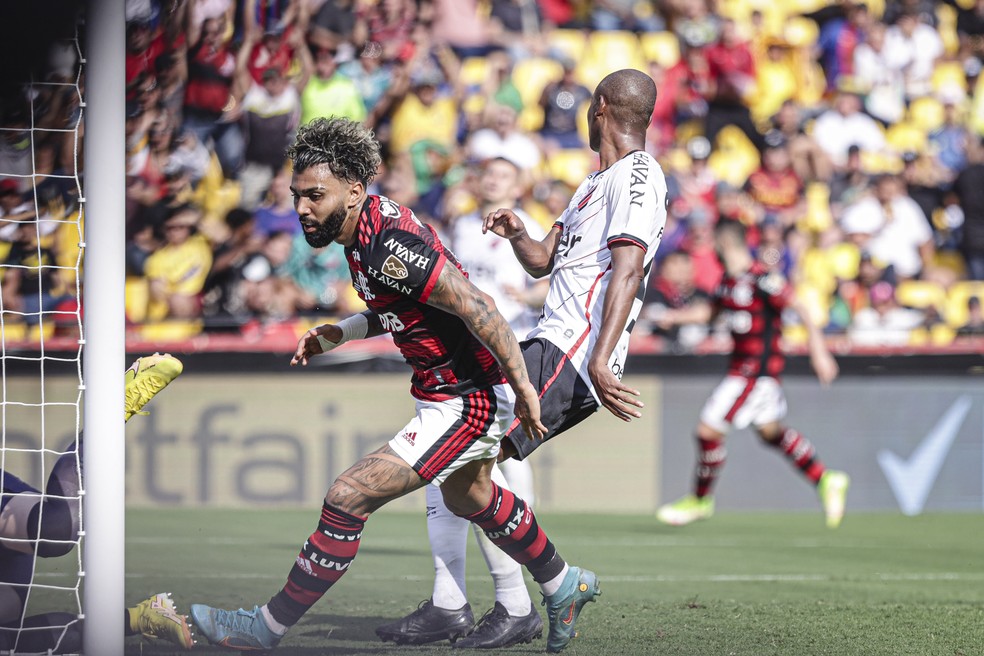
[463,481,566,587]
[695,436,726,498]
[771,427,826,484]
[266,503,365,628]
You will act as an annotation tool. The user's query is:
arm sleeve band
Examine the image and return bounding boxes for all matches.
[316,313,370,352]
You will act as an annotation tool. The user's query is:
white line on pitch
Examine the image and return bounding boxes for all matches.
[113,572,984,583]
[125,536,900,549]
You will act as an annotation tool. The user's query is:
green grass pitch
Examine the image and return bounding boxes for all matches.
[114,509,982,655]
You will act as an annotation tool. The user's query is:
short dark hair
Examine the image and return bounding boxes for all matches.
[287,117,382,186]
[595,69,657,134]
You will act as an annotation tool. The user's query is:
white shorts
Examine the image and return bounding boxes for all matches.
[699,375,787,433]
[388,384,516,485]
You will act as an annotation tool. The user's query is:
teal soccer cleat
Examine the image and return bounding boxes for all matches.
[542,566,601,653]
[189,604,282,651]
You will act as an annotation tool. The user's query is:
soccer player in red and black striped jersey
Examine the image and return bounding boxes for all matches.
[188,117,598,653]
[655,220,850,528]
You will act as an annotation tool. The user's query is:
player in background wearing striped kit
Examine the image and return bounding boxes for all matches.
[378,68,668,650]
[655,220,850,528]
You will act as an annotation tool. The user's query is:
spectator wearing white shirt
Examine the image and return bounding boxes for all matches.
[849,280,925,346]
[883,8,944,101]
[812,83,887,170]
[840,174,935,280]
[466,102,542,172]
[853,22,906,125]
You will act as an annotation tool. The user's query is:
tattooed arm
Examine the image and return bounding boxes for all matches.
[426,263,547,440]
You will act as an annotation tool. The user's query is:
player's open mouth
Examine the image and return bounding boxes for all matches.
[300,222,316,233]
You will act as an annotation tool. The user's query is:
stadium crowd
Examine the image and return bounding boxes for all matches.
[3,0,984,350]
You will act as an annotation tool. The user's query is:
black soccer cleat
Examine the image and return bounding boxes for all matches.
[375,599,474,645]
[452,602,543,649]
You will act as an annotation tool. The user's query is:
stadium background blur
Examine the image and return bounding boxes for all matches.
[3,0,984,351]
[0,4,982,653]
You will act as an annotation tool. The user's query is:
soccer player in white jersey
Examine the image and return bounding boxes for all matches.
[379,68,667,649]
[377,157,551,649]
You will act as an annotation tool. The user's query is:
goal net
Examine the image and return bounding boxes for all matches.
[0,0,119,651]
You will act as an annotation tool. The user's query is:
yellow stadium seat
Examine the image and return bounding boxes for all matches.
[708,126,760,187]
[945,281,984,328]
[802,181,833,233]
[579,31,645,88]
[546,149,595,189]
[896,280,946,312]
[932,61,968,94]
[908,326,930,346]
[138,320,204,342]
[931,323,956,346]
[799,248,837,294]
[518,105,545,132]
[28,323,55,343]
[826,242,861,281]
[937,5,960,56]
[783,16,819,49]
[125,276,150,324]
[933,250,967,279]
[547,29,587,63]
[795,283,831,327]
[782,323,809,346]
[908,97,945,134]
[885,122,928,154]
[640,32,680,68]
[512,57,564,112]
[675,120,705,145]
[2,322,27,343]
[459,57,490,88]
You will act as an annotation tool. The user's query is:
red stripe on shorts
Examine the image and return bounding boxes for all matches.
[724,378,757,423]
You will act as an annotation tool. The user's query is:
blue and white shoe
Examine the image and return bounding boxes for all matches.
[189,604,282,651]
[542,566,601,653]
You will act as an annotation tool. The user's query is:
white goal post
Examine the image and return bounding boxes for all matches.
[81,0,125,654]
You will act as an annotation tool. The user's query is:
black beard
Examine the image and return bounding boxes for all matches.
[303,205,347,248]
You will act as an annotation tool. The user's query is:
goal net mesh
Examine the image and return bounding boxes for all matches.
[0,13,85,655]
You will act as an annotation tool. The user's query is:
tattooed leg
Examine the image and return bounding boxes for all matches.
[327,444,428,516]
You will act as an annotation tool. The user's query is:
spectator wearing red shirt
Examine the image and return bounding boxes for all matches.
[703,18,764,151]
[743,131,805,228]
[180,13,246,178]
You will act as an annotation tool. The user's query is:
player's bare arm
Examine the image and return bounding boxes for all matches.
[427,262,548,441]
[326,444,428,516]
[290,311,387,366]
[588,243,647,422]
[482,208,561,278]
[790,298,839,386]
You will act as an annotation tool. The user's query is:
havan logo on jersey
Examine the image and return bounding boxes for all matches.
[381,255,408,280]
[629,151,650,207]
[383,237,431,269]
[366,264,415,296]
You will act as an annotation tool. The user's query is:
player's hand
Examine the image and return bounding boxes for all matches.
[588,360,644,422]
[291,324,342,366]
[810,349,839,387]
[483,208,528,241]
[513,381,547,441]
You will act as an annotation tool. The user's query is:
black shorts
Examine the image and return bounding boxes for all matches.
[504,338,598,461]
